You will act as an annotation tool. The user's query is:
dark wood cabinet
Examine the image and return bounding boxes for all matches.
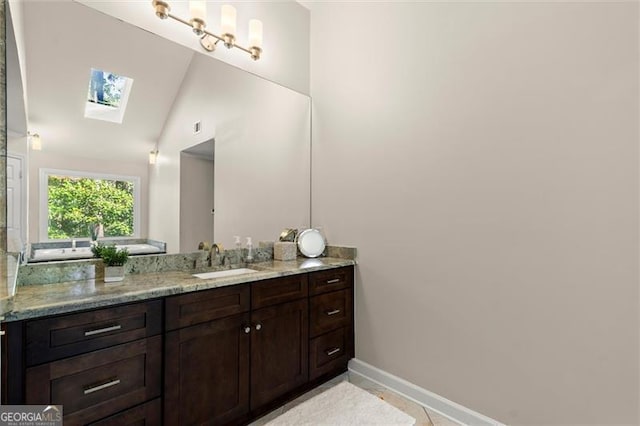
[7,300,163,425]
[251,274,308,309]
[309,267,353,295]
[25,300,162,366]
[250,298,308,409]
[309,326,352,380]
[164,285,252,425]
[309,266,354,381]
[165,275,310,424]
[25,332,162,426]
[165,284,250,331]
[88,399,162,426]
[164,313,251,425]
[4,265,355,425]
[310,288,352,338]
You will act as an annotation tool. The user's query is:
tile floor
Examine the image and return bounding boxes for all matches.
[250,372,461,426]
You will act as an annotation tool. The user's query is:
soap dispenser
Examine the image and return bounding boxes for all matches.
[246,237,254,262]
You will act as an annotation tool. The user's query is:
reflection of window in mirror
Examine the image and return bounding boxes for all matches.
[39,169,141,241]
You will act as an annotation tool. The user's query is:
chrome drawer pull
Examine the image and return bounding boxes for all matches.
[83,378,121,395]
[325,309,341,316]
[84,325,122,337]
[326,279,340,284]
[326,347,341,356]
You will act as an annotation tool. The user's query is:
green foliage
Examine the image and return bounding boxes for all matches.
[47,176,134,240]
[92,243,129,267]
[103,73,124,107]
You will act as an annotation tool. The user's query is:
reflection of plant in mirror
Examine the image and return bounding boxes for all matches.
[48,176,134,239]
[91,243,129,266]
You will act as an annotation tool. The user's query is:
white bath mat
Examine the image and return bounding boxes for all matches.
[265,381,416,425]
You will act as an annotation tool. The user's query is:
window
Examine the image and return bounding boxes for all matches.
[84,68,134,123]
[40,169,140,241]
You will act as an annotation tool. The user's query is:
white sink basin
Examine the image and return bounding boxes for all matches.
[193,268,259,279]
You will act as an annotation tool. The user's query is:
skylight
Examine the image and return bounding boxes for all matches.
[84,68,133,124]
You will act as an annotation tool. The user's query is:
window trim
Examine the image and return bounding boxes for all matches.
[39,168,141,242]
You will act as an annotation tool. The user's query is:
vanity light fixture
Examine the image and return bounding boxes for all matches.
[28,132,42,151]
[152,1,263,60]
[149,150,159,165]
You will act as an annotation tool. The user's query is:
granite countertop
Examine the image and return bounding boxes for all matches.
[3,257,355,322]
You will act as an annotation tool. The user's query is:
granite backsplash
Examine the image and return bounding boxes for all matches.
[17,245,356,286]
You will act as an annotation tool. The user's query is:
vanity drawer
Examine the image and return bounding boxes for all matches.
[309,327,352,380]
[252,274,308,309]
[25,336,162,426]
[89,398,161,426]
[166,284,250,331]
[25,300,162,366]
[309,266,353,296]
[310,289,352,338]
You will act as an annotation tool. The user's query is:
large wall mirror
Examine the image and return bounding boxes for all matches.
[6,1,311,256]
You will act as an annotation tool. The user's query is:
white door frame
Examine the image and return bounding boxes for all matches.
[7,152,27,247]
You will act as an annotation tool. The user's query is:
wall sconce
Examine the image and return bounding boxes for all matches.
[152,1,263,61]
[28,132,42,151]
[149,150,159,165]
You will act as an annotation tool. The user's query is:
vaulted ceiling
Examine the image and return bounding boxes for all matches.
[12,0,196,162]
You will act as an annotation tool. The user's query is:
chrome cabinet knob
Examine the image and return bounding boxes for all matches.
[255,324,262,331]
[243,326,251,334]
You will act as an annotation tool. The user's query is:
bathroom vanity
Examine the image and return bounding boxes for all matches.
[1,261,354,425]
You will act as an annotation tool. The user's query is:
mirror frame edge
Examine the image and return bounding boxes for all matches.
[2,0,8,257]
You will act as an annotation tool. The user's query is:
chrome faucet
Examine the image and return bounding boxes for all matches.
[71,239,77,252]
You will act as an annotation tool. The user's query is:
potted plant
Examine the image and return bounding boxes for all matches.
[92,243,129,282]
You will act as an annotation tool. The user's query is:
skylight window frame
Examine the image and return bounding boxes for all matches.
[84,68,134,124]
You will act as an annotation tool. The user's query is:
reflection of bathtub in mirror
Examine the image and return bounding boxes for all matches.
[28,239,166,263]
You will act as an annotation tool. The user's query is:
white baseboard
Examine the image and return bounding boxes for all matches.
[348,359,504,426]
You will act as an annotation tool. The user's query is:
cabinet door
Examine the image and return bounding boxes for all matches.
[250,299,308,410]
[165,313,250,426]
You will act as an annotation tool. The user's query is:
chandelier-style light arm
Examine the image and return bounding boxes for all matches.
[152,0,262,61]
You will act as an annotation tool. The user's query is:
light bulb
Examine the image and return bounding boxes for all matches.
[189,1,206,21]
[189,0,207,34]
[221,5,237,37]
[31,134,42,151]
[248,19,263,49]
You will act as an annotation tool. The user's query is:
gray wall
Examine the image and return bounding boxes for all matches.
[149,53,311,252]
[180,153,214,252]
[310,2,639,424]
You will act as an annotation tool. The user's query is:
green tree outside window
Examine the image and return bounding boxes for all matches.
[47,175,134,239]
